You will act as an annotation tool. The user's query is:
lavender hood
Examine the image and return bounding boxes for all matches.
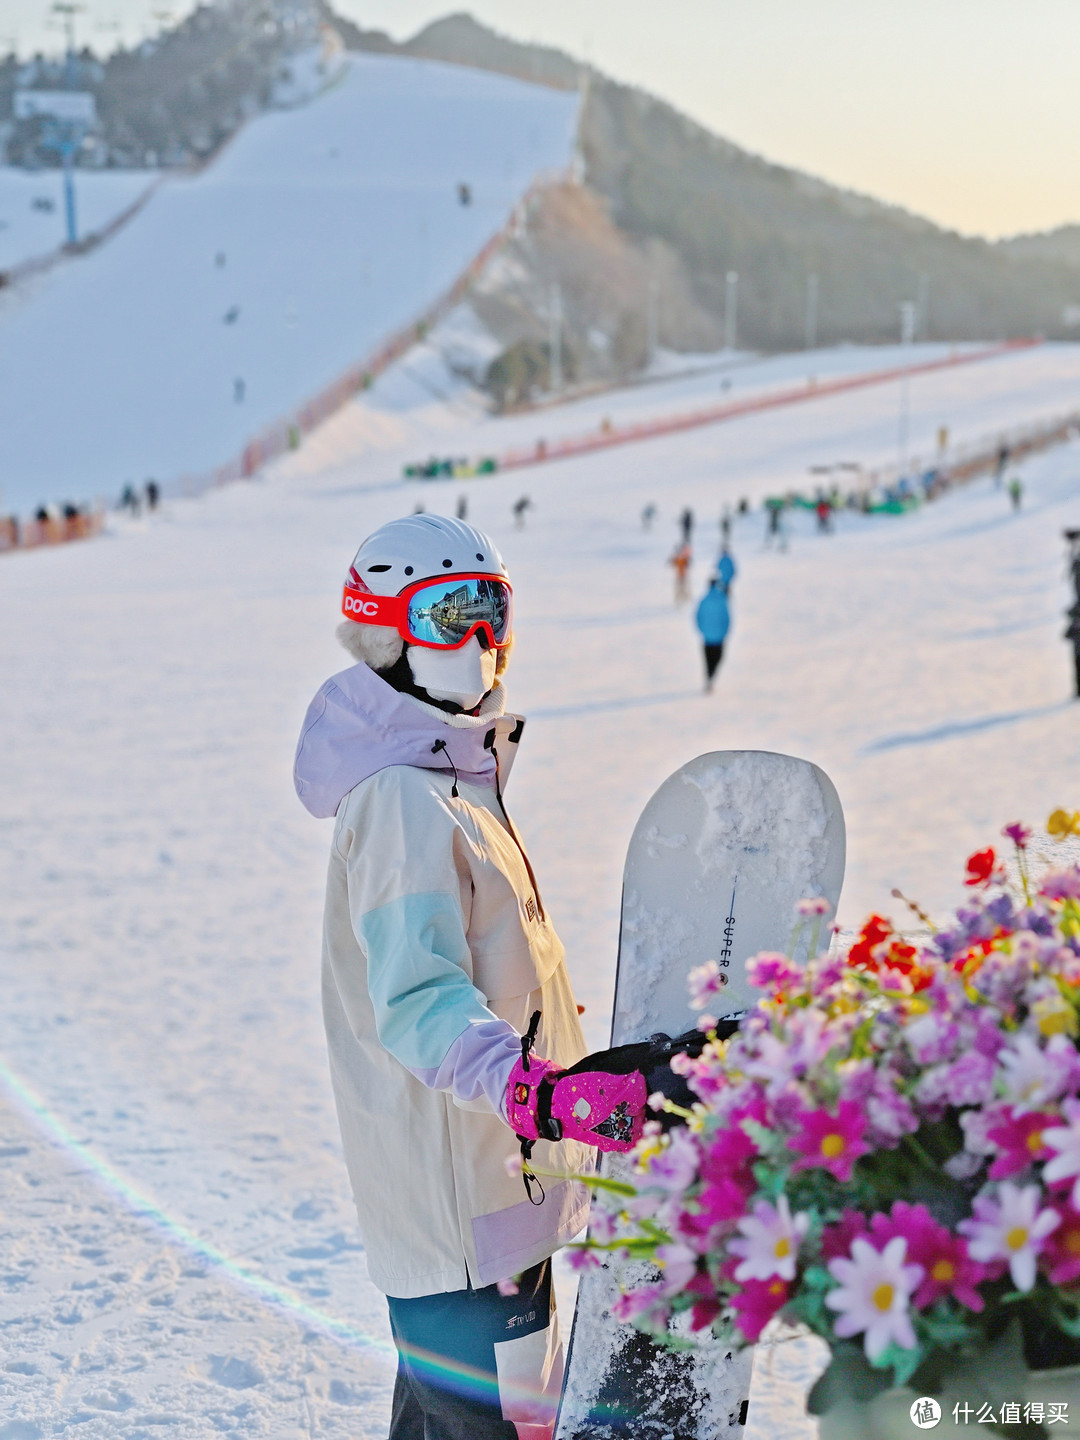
[294,662,522,819]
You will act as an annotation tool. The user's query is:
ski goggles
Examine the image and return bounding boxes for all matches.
[342,570,513,649]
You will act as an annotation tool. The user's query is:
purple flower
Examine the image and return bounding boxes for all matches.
[1042,869,1080,901]
[1020,908,1055,937]
[917,1051,995,1109]
[1003,822,1033,849]
[904,1012,960,1066]
[745,951,802,991]
[687,961,729,1010]
[986,893,1017,928]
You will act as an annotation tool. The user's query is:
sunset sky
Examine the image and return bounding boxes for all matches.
[7,0,1079,239]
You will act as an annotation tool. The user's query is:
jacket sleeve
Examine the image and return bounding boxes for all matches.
[336,769,521,1118]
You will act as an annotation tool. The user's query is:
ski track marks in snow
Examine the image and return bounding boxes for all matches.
[3,342,1080,1436]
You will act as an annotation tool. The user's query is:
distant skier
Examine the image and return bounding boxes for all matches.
[456,495,468,520]
[512,494,532,529]
[679,506,694,543]
[1008,475,1024,512]
[720,507,732,545]
[815,493,832,533]
[641,502,657,531]
[234,377,245,404]
[764,496,783,547]
[995,443,1010,488]
[146,480,160,511]
[669,541,692,603]
[695,575,731,693]
[457,181,472,206]
[294,515,647,1438]
[716,547,736,590]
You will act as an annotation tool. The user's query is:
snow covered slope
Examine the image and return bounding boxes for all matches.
[0,53,578,515]
[2,345,1079,1436]
[0,167,158,272]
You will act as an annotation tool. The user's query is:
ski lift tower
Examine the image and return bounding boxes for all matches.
[13,88,95,245]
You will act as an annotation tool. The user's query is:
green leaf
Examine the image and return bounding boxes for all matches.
[871,1339,925,1387]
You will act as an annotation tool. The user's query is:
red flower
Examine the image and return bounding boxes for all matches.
[964,848,998,887]
[846,915,893,969]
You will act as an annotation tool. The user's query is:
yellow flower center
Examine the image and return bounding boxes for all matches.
[1006,1227,1029,1252]
[774,1237,791,1260]
[1038,1009,1074,1038]
[872,1282,895,1312]
[931,1259,955,1283]
[1066,1229,1080,1257]
[820,1133,845,1159]
[1027,1130,1046,1153]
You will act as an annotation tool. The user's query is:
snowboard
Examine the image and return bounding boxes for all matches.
[555,750,846,1440]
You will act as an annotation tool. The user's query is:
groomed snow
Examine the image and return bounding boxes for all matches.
[2,339,1079,1436]
[0,167,159,272]
[0,52,579,516]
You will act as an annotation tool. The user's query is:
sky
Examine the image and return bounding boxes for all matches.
[6,0,1080,239]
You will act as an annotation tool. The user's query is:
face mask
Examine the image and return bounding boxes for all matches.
[407,637,497,710]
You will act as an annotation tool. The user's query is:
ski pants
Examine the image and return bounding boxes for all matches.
[386,1259,562,1440]
[703,641,725,683]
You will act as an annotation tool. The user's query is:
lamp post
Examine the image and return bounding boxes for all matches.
[898,300,916,475]
[549,282,563,394]
[1064,530,1080,699]
[805,273,819,351]
[724,270,738,353]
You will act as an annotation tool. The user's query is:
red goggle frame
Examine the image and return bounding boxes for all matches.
[342,569,513,650]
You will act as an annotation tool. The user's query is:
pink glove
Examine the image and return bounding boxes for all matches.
[505,1053,648,1154]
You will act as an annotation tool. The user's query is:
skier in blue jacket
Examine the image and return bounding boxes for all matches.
[695,576,731,692]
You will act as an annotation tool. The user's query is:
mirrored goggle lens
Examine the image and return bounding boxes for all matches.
[406,578,511,647]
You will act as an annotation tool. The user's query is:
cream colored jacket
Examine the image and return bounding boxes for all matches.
[299,664,590,1298]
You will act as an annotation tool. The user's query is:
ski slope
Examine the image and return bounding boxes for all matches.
[0,53,578,516]
[0,167,158,272]
[2,341,1080,1437]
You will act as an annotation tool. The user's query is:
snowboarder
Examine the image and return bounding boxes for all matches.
[696,576,731,692]
[1008,475,1024,512]
[294,515,648,1440]
[669,541,692,603]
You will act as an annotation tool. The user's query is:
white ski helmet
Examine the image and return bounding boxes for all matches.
[337,514,513,693]
[346,513,507,596]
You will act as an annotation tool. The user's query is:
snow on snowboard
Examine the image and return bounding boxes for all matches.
[555,750,845,1439]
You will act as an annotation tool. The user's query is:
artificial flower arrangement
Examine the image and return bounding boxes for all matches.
[572,812,1080,1436]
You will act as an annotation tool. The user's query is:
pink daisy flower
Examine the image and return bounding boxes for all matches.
[788,1100,870,1181]
[869,1202,986,1311]
[985,1107,1057,1180]
[1040,1201,1080,1285]
[729,1277,789,1342]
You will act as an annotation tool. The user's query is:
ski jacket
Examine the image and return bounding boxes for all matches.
[294,663,591,1298]
[695,585,731,644]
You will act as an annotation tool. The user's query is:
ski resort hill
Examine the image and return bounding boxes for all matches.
[0,51,578,516]
[2,328,1080,1436]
